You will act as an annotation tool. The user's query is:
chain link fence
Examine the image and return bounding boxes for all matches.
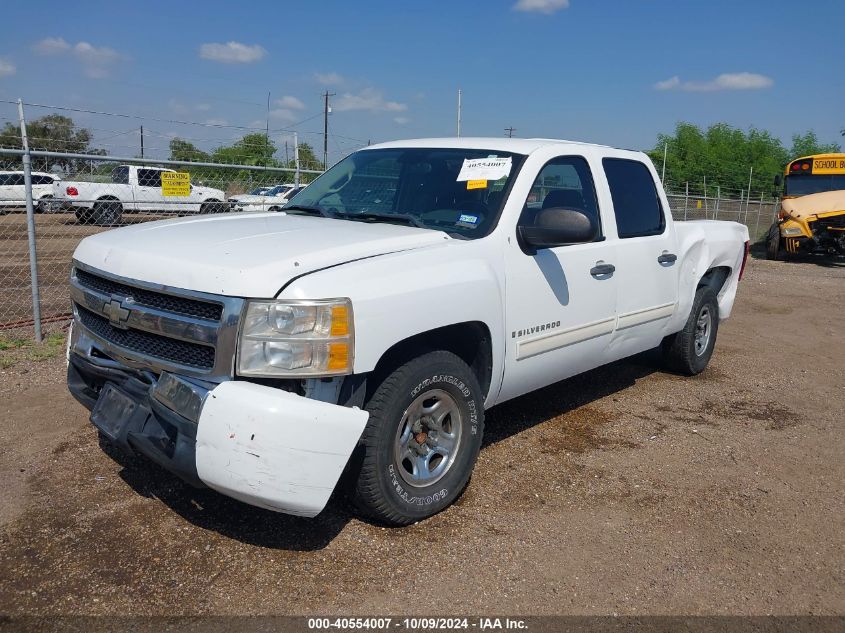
[0,146,323,340]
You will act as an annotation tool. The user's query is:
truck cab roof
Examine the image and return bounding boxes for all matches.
[365,137,644,159]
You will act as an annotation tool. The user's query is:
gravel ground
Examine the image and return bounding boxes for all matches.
[0,256,842,616]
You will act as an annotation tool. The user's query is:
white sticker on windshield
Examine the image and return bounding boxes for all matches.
[456,157,512,182]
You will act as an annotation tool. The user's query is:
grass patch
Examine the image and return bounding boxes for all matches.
[0,331,66,369]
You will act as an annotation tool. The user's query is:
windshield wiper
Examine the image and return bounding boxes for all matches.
[284,204,336,218]
[337,211,429,229]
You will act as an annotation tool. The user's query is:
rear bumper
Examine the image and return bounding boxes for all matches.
[68,350,368,517]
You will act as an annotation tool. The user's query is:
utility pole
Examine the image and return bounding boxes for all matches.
[505,126,516,138]
[456,89,462,137]
[140,125,144,159]
[265,91,271,168]
[323,90,335,169]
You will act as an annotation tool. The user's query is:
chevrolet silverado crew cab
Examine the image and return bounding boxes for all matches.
[67,138,750,525]
[56,164,227,225]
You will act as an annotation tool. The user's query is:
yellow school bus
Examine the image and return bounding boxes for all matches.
[766,153,845,259]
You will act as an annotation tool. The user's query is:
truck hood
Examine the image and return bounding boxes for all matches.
[73,212,450,297]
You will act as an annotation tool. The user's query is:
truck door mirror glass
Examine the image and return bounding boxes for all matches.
[773,174,782,187]
[518,207,597,250]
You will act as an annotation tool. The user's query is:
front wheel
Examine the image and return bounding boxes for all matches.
[348,351,485,526]
[765,222,784,261]
[200,199,228,214]
[660,286,720,376]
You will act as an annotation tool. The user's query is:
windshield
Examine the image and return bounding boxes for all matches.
[785,174,845,196]
[284,147,524,238]
[249,186,270,195]
[266,185,292,196]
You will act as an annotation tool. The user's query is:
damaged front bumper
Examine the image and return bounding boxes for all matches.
[68,340,369,517]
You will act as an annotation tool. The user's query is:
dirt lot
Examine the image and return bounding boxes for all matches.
[0,256,842,616]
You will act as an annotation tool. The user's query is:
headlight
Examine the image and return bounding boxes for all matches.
[782,227,804,236]
[237,298,353,377]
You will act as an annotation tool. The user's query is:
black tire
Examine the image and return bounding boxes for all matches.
[348,351,485,526]
[200,199,227,214]
[36,195,52,213]
[268,206,281,212]
[765,222,784,261]
[91,199,122,226]
[75,207,95,224]
[660,286,720,376]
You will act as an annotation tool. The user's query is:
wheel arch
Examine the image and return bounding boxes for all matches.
[696,265,731,297]
[366,321,494,403]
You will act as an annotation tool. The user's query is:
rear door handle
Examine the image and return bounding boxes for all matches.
[657,253,677,264]
[590,263,616,277]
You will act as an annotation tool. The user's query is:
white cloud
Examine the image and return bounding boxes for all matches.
[269,108,298,122]
[315,72,344,86]
[199,41,266,64]
[393,116,409,125]
[334,88,407,113]
[0,58,15,78]
[33,37,121,77]
[275,95,305,110]
[33,37,70,54]
[73,42,121,77]
[655,72,774,92]
[513,0,570,14]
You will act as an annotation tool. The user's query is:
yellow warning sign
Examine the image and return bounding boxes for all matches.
[161,171,190,196]
[466,179,487,190]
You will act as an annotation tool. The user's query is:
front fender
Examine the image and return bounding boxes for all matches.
[279,240,505,406]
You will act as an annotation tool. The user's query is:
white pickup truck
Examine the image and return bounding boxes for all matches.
[67,138,749,525]
[55,164,227,225]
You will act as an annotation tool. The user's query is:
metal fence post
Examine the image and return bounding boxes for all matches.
[17,99,43,342]
[715,185,720,220]
[294,132,301,187]
[754,193,763,239]
[683,181,689,220]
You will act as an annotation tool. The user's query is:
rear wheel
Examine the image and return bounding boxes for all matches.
[660,286,719,376]
[348,351,485,526]
[75,206,95,224]
[91,199,122,226]
[36,195,52,213]
[766,222,784,260]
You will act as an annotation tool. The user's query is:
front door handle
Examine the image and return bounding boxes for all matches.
[590,263,616,277]
[657,253,677,264]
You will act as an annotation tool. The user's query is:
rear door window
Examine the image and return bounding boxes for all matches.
[137,169,162,187]
[603,158,665,238]
[112,166,130,184]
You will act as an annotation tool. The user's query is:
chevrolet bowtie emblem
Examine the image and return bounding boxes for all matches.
[104,296,132,329]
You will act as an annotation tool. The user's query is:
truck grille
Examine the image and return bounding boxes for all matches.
[70,263,244,380]
[75,268,223,321]
[77,306,215,369]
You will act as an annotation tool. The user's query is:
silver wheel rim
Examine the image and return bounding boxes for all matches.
[694,305,712,356]
[393,388,463,488]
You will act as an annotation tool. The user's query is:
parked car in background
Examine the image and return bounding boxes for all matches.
[0,171,60,213]
[229,183,306,212]
[54,165,228,225]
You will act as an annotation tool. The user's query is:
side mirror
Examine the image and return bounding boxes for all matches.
[518,207,597,250]
[773,174,782,187]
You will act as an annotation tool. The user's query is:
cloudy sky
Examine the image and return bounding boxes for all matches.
[0,0,841,163]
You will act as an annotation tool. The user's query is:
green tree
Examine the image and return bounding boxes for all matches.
[649,121,788,194]
[0,114,94,171]
[211,133,278,167]
[169,138,210,163]
[789,131,841,159]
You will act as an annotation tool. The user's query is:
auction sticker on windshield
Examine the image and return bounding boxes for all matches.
[457,157,512,182]
[161,171,191,196]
